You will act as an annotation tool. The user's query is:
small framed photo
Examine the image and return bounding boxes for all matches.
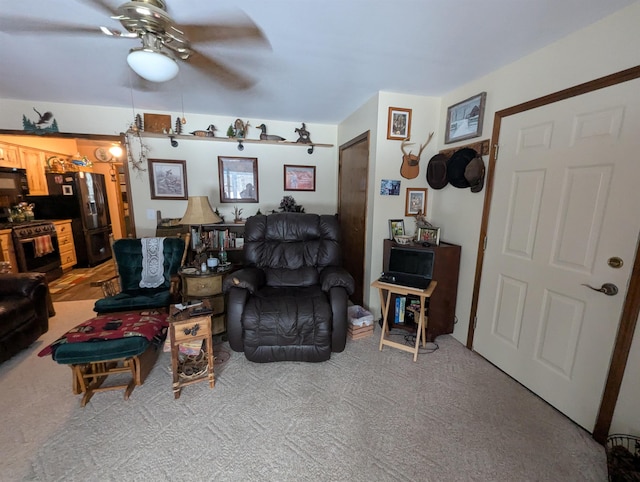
[380,179,401,195]
[387,107,412,140]
[417,226,441,246]
[284,164,316,191]
[405,187,427,216]
[445,92,487,144]
[62,185,73,196]
[148,159,188,200]
[388,219,405,239]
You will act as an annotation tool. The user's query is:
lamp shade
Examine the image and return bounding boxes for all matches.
[127,47,179,82]
[180,196,221,225]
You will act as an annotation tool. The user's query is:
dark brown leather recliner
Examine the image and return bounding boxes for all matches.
[0,272,51,363]
[223,213,355,362]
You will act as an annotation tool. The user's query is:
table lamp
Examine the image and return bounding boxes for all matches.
[180,196,221,265]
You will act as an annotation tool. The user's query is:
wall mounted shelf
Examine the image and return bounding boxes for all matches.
[134,131,333,154]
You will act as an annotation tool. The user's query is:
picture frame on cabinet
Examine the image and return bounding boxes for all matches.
[148,159,188,200]
[218,156,259,203]
[405,187,427,216]
[445,92,487,144]
[389,219,405,239]
[387,107,412,140]
[284,165,316,191]
[417,226,441,246]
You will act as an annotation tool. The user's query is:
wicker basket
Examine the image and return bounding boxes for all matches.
[606,434,640,481]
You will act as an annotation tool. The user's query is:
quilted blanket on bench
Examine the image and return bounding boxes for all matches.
[38,311,169,357]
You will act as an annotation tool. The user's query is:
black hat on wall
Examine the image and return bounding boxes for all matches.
[447,148,477,188]
[426,153,449,189]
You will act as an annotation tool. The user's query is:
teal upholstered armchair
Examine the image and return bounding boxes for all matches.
[93,234,190,314]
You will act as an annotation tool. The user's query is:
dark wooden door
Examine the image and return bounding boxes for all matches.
[338,132,369,305]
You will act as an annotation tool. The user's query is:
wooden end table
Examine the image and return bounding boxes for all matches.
[179,266,231,335]
[168,300,215,399]
[371,279,438,362]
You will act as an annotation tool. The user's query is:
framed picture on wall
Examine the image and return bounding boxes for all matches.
[218,156,259,203]
[405,187,427,216]
[445,92,487,144]
[148,159,188,200]
[284,165,316,191]
[387,107,412,140]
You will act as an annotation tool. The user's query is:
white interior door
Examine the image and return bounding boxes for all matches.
[474,78,640,431]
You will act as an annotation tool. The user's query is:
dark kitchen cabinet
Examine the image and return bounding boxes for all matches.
[382,239,461,342]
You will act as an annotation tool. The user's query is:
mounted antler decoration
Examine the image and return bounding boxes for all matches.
[400,132,434,179]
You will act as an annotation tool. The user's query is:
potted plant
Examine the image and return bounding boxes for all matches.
[233,206,244,223]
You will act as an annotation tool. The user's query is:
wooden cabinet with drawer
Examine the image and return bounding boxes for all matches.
[180,268,229,335]
[53,219,77,271]
[0,229,18,273]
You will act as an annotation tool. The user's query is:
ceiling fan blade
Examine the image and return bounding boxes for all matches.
[0,17,103,36]
[83,0,120,17]
[188,49,255,90]
[180,21,270,47]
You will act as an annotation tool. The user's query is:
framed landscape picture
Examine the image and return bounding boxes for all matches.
[148,159,188,200]
[387,107,412,140]
[445,92,487,144]
[284,164,316,191]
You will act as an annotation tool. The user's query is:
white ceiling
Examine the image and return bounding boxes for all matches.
[0,0,636,125]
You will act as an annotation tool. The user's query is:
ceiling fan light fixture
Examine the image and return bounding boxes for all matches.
[127,47,179,82]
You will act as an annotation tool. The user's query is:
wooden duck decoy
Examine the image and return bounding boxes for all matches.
[256,123,285,141]
[190,124,217,137]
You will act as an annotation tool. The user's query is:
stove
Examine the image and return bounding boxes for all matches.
[6,220,63,282]
[9,220,57,238]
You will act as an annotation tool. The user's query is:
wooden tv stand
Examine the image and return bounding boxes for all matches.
[382,239,461,342]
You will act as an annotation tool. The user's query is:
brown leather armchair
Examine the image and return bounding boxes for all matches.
[0,272,51,363]
[223,213,355,362]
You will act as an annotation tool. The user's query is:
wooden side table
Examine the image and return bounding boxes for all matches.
[371,279,438,362]
[168,301,215,399]
[180,267,231,335]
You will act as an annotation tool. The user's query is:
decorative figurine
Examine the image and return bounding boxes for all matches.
[295,123,312,144]
[256,123,286,141]
[190,124,217,137]
[23,107,59,133]
[234,119,250,138]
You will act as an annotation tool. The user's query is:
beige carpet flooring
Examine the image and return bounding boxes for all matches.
[0,300,607,481]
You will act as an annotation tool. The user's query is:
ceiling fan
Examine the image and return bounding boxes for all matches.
[0,0,270,88]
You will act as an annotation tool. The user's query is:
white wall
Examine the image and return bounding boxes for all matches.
[124,117,337,237]
[338,92,440,316]
[431,3,640,436]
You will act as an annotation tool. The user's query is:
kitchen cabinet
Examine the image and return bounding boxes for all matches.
[0,229,18,273]
[53,219,77,271]
[0,143,22,169]
[19,147,48,195]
